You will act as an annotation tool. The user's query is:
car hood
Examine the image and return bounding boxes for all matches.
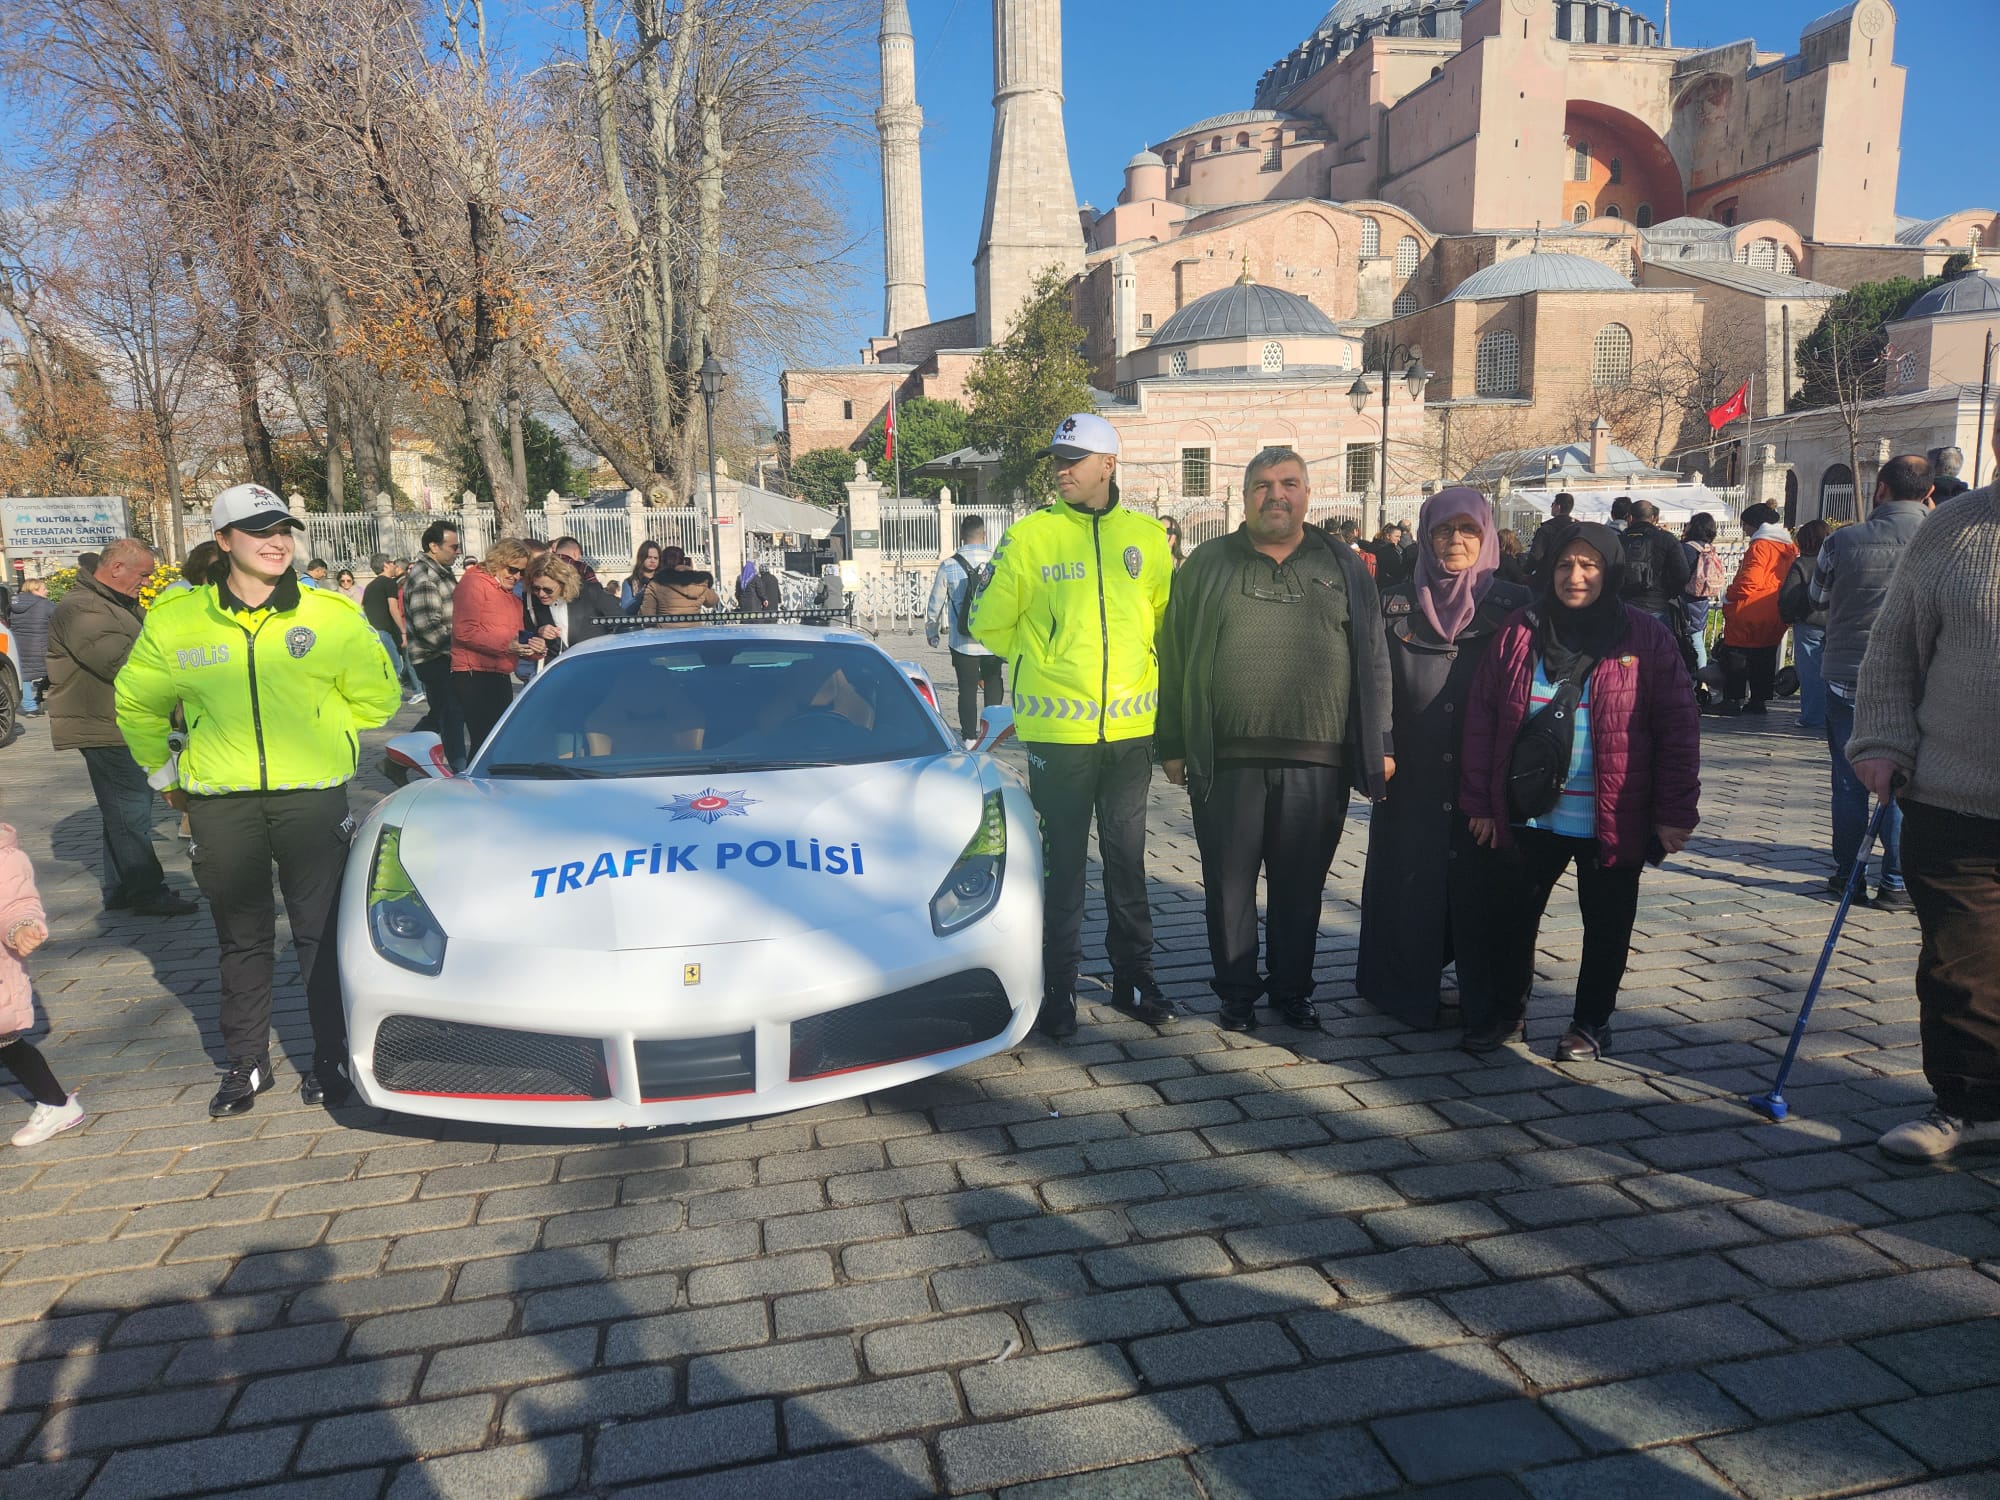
[386,756,989,951]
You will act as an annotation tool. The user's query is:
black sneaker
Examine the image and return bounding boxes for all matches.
[1218,1001,1259,1034]
[209,1057,275,1117]
[1275,998,1323,1031]
[1037,991,1078,1039]
[1873,887,1914,912]
[301,1063,352,1107]
[1109,972,1178,1026]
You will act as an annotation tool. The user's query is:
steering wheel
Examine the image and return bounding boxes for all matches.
[781,706,853,733]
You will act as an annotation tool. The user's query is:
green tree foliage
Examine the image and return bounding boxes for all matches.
[784,447,860,510]
[857,395,971,499]
[966,267,1096,502]
[1791,275,1942,411]
[453,415,578,507]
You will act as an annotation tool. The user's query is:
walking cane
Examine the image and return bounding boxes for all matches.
[1747,793,1898,1123]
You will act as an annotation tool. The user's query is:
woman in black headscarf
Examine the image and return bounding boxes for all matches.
[1457,523,1702,1061]
[1357,488,1531,1030]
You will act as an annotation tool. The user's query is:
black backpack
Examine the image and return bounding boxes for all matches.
[1620,527,1658,599]
[948,552,990,636]
[1506,651,1597,822]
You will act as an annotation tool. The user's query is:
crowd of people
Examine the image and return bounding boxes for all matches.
[1,433,1994,1171]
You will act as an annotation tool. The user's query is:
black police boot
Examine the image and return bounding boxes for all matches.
[1037,987,1078,1039]
[301,1061,353,1107]
[209,1056,275,1118]
[1274,996,1323,1031]
[1462,1009,1526,1054]
[1109,972,1178,1026]
[1218,999,1260,1033]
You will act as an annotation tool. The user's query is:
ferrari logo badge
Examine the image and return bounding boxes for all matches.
[662,787,758,824]
[683,964,701,986]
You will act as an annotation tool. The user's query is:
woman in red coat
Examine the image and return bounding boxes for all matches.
[450,537,539,757]
[1717,503,1798,715]
[1459,523,1702,1060]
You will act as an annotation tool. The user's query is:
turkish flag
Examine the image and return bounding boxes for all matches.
[884,400,896,463]
[1707,380,1749,430]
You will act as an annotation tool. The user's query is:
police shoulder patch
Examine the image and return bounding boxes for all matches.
[285,626,317,659]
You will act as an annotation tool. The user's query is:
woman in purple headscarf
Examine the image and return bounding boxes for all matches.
[1356,487,1532,1030]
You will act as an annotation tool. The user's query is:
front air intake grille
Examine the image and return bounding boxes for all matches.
[636,1032,757,1101]
[373,1015,610,1100]
[790,970,1014,1081]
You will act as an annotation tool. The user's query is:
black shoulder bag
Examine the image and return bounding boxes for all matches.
[1505,653,1596,822]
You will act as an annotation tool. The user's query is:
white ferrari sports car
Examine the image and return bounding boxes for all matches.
[337,620,1042,1128]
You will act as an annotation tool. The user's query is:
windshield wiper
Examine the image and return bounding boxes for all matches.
[678,758,838,773]
[484,761,607,779]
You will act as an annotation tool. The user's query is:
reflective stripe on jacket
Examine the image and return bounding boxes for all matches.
[116,579,401,794]
[970,497,1171,744]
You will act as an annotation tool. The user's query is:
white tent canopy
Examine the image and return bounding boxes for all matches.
[1505,485,1742,529]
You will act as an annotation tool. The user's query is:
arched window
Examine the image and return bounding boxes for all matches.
[1604,203,1622,220]
[1748,239,1778,271]
[1475,330,1521,396]
[1211,135,1223,154]
[1608,157,1623,185]
[1896,353,1917,388]
[1261,134,1282,171]
[1359,217,1381,257]
[1261,341,1285,372]
[1573,203,1590,225]
[1393,290,1418,316]
[1635,203,1654,229]
[1572,141,1591,182]
[1169,349,1188,377]
[1236,132,1251,149]
[1778,246,1797,275]
[1394,235,1421,279]
[1591,324,1634,389]
[1429,65,1443,78]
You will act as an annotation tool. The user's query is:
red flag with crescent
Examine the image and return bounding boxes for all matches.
[1707,380,1749,430]
[884,399,896,463]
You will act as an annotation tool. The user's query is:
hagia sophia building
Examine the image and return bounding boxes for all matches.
[779,0,1998,525]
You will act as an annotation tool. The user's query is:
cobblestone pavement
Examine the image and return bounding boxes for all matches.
[1,629,1997,1500]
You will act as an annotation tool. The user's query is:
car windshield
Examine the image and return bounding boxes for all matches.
[475,638,946,778]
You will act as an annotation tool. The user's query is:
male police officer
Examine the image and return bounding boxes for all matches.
[117,484,401,1116]
[972,413,1173,1037]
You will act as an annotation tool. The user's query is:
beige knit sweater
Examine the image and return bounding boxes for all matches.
[1849,485,2000,820]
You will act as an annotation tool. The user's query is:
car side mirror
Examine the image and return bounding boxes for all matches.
[974,706,1015,753]
[385,731,454,781]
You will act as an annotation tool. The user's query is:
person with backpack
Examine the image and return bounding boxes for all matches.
[1617,499,1690,634]
[1458,523,1701,1061]
[1777,519,1832,731]
[926,514,1001,744]
[1679,513,1726,670]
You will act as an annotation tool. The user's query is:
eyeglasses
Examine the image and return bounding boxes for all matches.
[499,565,523,579]
[1431,522,1484,542]
[1241,562,1305,604]
[532,585,559,599]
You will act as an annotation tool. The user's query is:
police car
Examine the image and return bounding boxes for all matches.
[336,619,1042,1128]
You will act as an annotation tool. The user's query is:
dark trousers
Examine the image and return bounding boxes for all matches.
[188,788,352,1068]
[1191,764,1348,1006]
[1025,738,1155,994]
[411,654,467,770]
[1901,799,2000,1122]
[1493,828,1642,1028]
[78,745,169,906]
[1721,643,1777,708]
[452,670,513,762]
[1826,695,1903,891]
[950,651,1006,742]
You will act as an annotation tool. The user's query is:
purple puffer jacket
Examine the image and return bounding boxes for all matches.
[1460,605,1702,867]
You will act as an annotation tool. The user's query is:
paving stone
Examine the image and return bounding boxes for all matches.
[422,1327,598,1398]
[1000,1456,1207,1500]
[30,1384,234,1458]
[990,1209,1130,1259]
[1442,1277,1617,1337]
[1191,1426,1403,1500]
[614,1221,762,1276]
[760,1201,907,1253]
[1371,1399,1582,1484]
[590,1402,780,1485]
[230,1358,419,1428]
[685,1335,859,1405]
[345,1297,514,1358]
[498,1367,676,1438]
[1230,1344,1524,1434]
[864,1311,1020,1374]
[1081,1236,1232,1289]
[1288,1299,1470,1361]
[1464,1227,1627,1279]
[936,1387,1239,1492]
[773,1276,932,1339]
[961,1345,1142,1419]
[1500,1303,1792,1389]
[82,1426,302,1500]
[1177,1266,1339,1323]
[1541,1371,1753,1452]
[1749,1265,2000,1342]
[782,1371,961,1450]
[842,1228,990,1281]
[1862,1387,2000,1470]
[163,1320,348,1383]
[1584,1253,1765,1314]
[932,1254,1091,1312]
[1861,1318,2000,1394]
[609,1438,934,1500]
[384,1434,582,1500]
[1323,1245,1489,1300]
[1129,1320,1301,1385]
[604,1302,770,1366]
[1520,1446,1741,1500]
[685,1251,834,1306]
[1698,1412,1927,1500]
[298,1395,497,1471]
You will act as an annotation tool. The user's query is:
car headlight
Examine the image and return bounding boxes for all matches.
[368,825,448,974]
[931,788,1007,936]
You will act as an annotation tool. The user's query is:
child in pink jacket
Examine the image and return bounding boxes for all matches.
[1,825,83,1147]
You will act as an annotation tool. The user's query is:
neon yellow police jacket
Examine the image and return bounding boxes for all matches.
[116,572,401,795]
[971,495,1172,744]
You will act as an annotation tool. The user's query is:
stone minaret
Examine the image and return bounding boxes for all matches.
[973,0,1084,346]
[878,0,929,337]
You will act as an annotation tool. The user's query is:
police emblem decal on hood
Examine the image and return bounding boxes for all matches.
[1123,545,1143,579]
[286,626,316,658]
[661,787,758,824]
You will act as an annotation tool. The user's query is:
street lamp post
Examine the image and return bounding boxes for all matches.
[697,341,727,575]
[1347,339,1431,538]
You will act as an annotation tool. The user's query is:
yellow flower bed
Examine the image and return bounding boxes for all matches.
[41,562,185,610]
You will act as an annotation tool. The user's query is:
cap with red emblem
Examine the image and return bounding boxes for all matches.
[1037,412,1121,462]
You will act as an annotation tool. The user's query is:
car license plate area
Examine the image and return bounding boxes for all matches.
[637,1032,757,1101]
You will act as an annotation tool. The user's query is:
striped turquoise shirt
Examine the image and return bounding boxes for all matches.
[1523,659,1596,839]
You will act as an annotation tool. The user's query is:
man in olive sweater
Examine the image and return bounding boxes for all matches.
[1849,466,2000,1163]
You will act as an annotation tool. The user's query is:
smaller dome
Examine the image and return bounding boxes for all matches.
[1151,281,1339,346]
[1900,273,2000,319]
[1446,253,1634,301]
[1126,149,1165,170]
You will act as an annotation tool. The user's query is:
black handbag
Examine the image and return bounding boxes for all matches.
[1505,653,1596,822]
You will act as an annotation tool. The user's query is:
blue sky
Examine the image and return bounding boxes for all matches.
[806,0,1998,372]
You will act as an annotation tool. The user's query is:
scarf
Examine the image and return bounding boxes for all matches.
[1413,486,1499,642]
[1534,521,1629,681]
[737,560,759,590]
